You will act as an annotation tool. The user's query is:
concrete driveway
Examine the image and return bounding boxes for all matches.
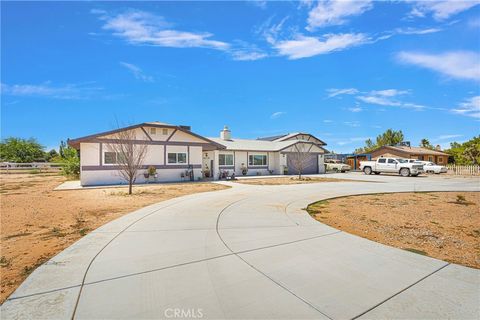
[2,173,479,319]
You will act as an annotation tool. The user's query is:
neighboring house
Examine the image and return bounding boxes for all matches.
[68,123,328,186]
[370,145,449,164]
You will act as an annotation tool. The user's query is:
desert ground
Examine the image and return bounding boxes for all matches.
[308,192,480,269]
[0,173,228,303]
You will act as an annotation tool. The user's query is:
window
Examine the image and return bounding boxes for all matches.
[162,128,169,135]
[428,156,433,162]
[438,157,443,163]
[378,158,386,163]
[150,128,156,135]
[168,153,187,164]
[387,159,397,164]
[104,152,125,164]
[219,154,234,166]
[248,154,267,166]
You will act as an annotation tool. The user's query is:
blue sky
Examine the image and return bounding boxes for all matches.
[1,1,479,153]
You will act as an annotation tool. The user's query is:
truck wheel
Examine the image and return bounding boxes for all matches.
[400,168,410,177]
[363,167,372,175]
[333,168,338,173]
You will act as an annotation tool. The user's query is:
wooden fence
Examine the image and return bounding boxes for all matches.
[0,162,62,173]
[446,164,480,176]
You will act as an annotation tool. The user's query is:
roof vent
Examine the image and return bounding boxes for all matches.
[220,125,231,140]
[179,125,191,131]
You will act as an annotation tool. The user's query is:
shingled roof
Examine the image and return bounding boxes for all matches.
[374,145,448,156]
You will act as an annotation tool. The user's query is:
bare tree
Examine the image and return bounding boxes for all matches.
[106,127,148,195]
[288,143,312,179]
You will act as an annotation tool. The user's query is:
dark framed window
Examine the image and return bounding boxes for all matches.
[219,154,234,166]
[248,154,267,166]
[104,152,117,164]
[168,153,187,164]
[378,158,386,163]
[104,152,125,164]
[387,159,397,164]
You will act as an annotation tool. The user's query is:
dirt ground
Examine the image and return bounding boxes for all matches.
[308,192,480,269]
[234,176,357,185]
[0,173,228,303]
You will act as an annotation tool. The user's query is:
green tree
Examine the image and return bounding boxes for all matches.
[355,129,404,153]
[57,141,80,178]
[445,136,480,165]
[45,149,59,162]
[0,137,46,162]
[419,138,434,150]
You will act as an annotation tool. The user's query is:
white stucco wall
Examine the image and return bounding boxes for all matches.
[80,143,100,166]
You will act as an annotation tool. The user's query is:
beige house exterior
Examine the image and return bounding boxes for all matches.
[370,145,449,164]
[69,123,328,186]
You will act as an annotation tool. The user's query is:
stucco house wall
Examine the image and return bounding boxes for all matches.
[71,123,329,185]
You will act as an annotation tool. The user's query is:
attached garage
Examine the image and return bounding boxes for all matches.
[287,153,318,175]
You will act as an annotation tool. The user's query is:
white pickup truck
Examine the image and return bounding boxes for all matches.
[359,157,424,177]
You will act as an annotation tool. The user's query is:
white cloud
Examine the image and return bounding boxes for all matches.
[337,136,370,145]
[343,121,360,127]
[408,1,479,21]
[0,82,102,99]
[452,96,480,118]
[248,0,267,9]
[274,33,369,59]
[230,41,268,61]
[397,51,480,81]
[437,134,463,140]
[370,89,409,97]
[119,62,153,82]
[323,119,334,123]
[357,89,425,110]
[270,111,286,119]
[231,50,268,61]
[306,0,373,30]
[96,10,229,50]
[326,88,359,98]
[394,27,443,35]
[348,107,362,112]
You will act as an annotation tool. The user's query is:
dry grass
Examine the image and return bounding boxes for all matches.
[234,176,357,185]
[307,192,480,269]
[0,173,229,302]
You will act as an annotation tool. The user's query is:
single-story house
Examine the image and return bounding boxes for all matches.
[370,145,449,164]
[68,122,328,186]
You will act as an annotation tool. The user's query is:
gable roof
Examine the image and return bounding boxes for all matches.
[273,132,327,145]
[68,122,225,149]
[373,145,448,156]
[209,137,328,152]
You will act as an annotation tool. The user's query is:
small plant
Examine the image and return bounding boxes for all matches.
[241,163,248,176]
[0,256,11,268]
[148,166,157,176]
[51,227,66,237]
[453,194,473,205]
[79,228,90,236]
[456,194,466,203]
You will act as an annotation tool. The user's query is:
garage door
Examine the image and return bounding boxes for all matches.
[287,154,318,175]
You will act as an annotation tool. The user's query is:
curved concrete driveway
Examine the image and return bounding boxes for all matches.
[2,174,479,319]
